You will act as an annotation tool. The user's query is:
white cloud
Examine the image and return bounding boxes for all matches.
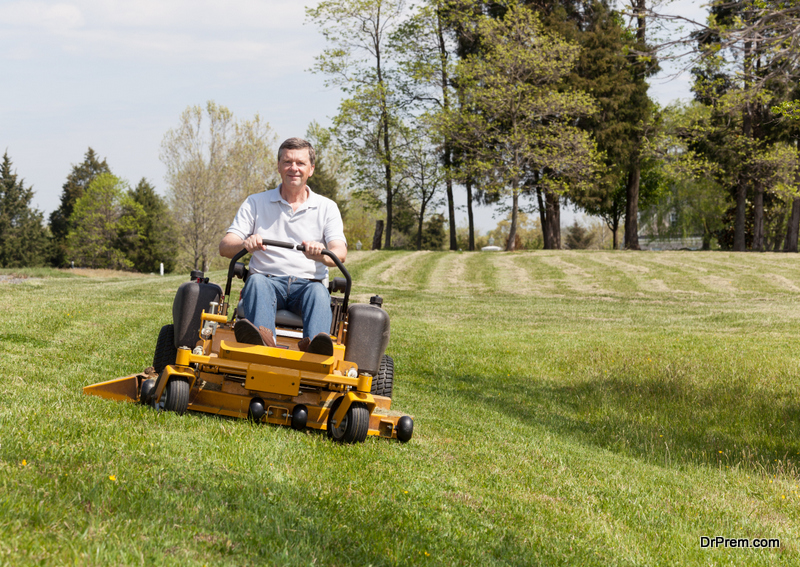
[0,2,84,30]
[0,0,321,64]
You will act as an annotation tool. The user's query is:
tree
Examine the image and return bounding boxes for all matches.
[440,3,599,250]
[49,148,110,266]
[305,121,350,216]
[308,0,407,248]
[641,0,800,251]
[486,210,544,250]
[546,0,655,250]
[422,212,447,249]
[0,152,48,268]
[391,0,460,250]
[160,101,278,271]
[620,0,659,250]
[123,179,180,273]
[394,125,446,250]
[565,219,594,249]
[67,173,135,270]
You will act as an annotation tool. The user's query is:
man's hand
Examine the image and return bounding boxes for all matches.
[219,232,263,258]
[302,239,347,267]
[302,240,326,258]
[243,234,267,253]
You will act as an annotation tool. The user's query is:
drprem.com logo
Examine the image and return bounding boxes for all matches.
[700,536,780,549]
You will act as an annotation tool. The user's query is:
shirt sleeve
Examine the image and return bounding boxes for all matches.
[226,196,256,240]
[322,201,347,247]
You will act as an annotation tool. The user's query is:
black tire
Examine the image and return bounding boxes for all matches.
[327,397,369,443]
[163,377,190,415]
[370,355,394,398]
[153,324,177,374]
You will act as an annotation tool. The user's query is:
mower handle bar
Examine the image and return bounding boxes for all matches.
[224,239,351,313]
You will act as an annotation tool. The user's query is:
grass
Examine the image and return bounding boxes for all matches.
[2,250,800,565]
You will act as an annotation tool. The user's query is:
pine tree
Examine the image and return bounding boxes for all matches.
[124,179,179,273]
[49,148,111,266]
[0,152,48,267]
[307,159,343,211]
[67,173,132,270]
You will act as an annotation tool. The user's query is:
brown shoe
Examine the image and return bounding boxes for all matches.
[306,333,334,356]
[235,319,276,347]
[257,326,276,348]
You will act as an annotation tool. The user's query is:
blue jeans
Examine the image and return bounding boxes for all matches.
[240,274,332,339]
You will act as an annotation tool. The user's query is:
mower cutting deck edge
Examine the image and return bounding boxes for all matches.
[83,240,413,444]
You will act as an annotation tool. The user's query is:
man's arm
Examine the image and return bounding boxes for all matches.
[302,239,347,267]
[219,232,268,258]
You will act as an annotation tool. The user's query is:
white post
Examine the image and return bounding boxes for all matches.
[160,262,164,276]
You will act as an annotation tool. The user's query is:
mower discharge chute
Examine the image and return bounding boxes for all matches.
[83,240,413,443]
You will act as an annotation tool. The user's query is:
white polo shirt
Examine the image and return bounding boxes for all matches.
[226,186,346,280]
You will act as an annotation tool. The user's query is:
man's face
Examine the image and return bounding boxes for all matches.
[278,148,315,191]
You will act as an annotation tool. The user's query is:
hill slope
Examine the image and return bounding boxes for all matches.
[1,250,798,565]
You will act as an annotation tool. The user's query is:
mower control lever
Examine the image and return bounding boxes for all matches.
[224,240,352,313]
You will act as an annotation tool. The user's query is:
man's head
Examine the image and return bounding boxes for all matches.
[278,138,316,167]
[277,138,316,193]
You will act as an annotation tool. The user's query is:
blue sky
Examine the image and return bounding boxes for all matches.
[1,0,707,232]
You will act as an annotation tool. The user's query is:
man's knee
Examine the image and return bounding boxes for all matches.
[243,274,276,298]
[305,282,330,306]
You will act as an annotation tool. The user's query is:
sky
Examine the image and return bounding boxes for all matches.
[1,0,709,234]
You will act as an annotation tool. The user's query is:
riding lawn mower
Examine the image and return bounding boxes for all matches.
[83,240,413,444]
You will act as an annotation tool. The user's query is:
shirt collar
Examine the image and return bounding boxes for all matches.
[270,185,318,209]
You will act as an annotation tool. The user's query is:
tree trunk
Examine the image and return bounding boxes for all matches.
[735,42,753,252]
[770,198,786,251]
[372,220,384,250]
[548,191,561,249]
[702,218,712,250]
[538,188,561,250]
[436,11,457,251]
[784,197,800,252]
[536,188,550,249]
[624,162,640,250]
[382,117,393,249]
[466,180,475,251]
[752,185,764,251]
[506,189,519,251]
[733,180,747,251]
[375,44,393,249]
[445,149,456,251]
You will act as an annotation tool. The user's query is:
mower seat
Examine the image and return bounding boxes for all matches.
[237,298,304,329]
[276,309,303,328]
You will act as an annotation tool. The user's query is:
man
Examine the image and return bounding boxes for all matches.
[219,138,347,355]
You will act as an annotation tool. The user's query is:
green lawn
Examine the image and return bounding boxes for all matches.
[1,250,799,565]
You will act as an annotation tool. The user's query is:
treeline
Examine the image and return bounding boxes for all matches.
[304,0,800,252]
[6,0,800,268]
[0,149,177,271]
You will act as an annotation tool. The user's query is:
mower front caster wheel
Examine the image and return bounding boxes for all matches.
[327,398,369,443]
[154,377,190,415]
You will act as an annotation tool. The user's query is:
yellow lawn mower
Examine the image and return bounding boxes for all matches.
[83,240,413,443]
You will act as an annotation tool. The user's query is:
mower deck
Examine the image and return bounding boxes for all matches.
[84,326,410,441]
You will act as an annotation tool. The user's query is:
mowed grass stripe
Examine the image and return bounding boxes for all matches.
[329,249,387,284]
[571,252,645,295]
[536,252,615,297]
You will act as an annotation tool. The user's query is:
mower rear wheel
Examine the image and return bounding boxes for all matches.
[163,377,190,415]
[370,355,394,398]
[327,397,369,443]
[153,324,177,374]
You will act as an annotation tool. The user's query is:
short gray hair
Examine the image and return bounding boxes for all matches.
[278,138,316,167]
